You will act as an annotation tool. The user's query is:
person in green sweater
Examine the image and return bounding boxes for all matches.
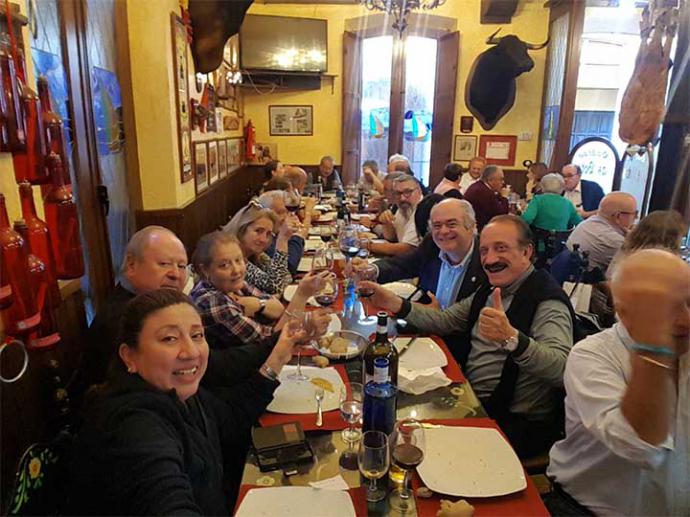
[522,173,582,232]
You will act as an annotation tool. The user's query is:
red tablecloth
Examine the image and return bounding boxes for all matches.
[234,484,368,517]
[413,418,549,517]
[259,364,351,431]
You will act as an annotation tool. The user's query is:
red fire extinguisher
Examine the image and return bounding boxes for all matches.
[245,120,256,161]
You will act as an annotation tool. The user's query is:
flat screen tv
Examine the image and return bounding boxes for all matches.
[240,15,328,73]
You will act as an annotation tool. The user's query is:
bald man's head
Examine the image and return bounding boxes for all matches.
[285,166,308,193]
[123,226,188,293]
[598,192,638,231]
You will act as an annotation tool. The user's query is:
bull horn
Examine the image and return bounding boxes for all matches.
[525,38,549,50]
[486,28,502,45]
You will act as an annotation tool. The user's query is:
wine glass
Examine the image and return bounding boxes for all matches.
[286,190,301,214]
[339,382,363,445]
[338,226,359,261]
[287,310,315,381]
[314,273,339,308]
[354,263,378,323]
[319,225,334,247]
[358,430,390,503]
[311,247,334,273]
[389,418,426,513]
[357,237,371,259]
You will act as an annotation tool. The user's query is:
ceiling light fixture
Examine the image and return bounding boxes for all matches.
[361,0,446,35]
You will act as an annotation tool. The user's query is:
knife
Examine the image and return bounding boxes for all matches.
[397,336,419,357]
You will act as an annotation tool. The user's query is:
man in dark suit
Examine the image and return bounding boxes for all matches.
[463,164,509,230]
[353,198,486,308]
[560,164,605,219]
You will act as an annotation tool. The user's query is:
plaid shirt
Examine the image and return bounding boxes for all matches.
[190,280,273,347]
[245,250,291,295]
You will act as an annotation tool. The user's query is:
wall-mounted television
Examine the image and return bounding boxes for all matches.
[240,15,328,73]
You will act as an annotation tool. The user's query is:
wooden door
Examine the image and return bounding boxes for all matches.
[429,31,459,188]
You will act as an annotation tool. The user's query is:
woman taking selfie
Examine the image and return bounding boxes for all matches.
[69,289,304,515]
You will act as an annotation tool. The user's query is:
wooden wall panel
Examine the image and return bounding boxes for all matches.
[135,165,265,254]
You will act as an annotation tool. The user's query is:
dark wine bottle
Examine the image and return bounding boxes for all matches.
[363,357,397,436]
[362,312,399,385]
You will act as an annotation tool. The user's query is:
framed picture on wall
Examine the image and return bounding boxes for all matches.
[269,105,313,136]
[171,13,193,183]
[227,137,241,172]
[479,135,518,166]
[218,139,228,178]
[208,140,219,184]
[453,135,477,162]
[194,141,208,194]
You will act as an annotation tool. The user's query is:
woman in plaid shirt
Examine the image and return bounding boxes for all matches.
[190,231,330,348]
[223,199,295,294]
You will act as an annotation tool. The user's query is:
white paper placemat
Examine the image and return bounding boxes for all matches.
[267,366,344,414]
[417,426,526,497]
[236,487,356,517]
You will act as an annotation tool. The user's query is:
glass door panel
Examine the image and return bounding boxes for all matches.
[360,36,393,173]
[402,36,437,185]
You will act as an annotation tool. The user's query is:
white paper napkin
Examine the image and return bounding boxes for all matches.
[309,474,349,491]
[398,366,451,395]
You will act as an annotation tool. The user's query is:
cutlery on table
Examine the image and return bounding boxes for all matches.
[397,336,419,357]
[315,387,324,427]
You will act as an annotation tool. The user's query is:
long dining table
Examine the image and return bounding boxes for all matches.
[234,202,549,516]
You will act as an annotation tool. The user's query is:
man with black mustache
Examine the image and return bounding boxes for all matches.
[363,215,574,458]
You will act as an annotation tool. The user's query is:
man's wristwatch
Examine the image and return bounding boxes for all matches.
[502,331,519,352]
[260,364,279,381]
[256,299,267,316]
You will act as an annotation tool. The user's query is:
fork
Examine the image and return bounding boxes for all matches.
[315,387,325,427]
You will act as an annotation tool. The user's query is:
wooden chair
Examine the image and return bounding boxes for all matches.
[5,427,73,516]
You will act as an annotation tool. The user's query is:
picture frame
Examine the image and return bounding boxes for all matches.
[479,135,518,166]
[171,13,193,183]
[453,135,478,162]
[218,139,228,178]
[194,141,209,194]
[269,105,313,136]
[227,137,242,172]
[208,140,219,184]
[460,116,474,134]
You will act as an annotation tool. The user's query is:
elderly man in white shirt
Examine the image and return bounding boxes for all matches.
[547,249,690,516]
[369,175,422,256]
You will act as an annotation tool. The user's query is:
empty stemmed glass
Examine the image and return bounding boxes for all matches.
[287,310,316,381]
[339,382,363,445]
[354,263,378,323]
[389,418,426,513]
[358,430,390,503]
[311,247,334,274]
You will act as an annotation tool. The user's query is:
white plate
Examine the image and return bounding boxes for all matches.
[304,239,325,252]
[314,204,332,211]
[382,281,418,299]
[297,254,344,272]
[314,212,336,222]
[393,337,447,370]
[327,313,342,333]
[417,426,526,497]
[282,284,319,306]
[236,487,356,517]
[267,366,344,414]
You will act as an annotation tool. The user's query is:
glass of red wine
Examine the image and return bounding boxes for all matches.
[389,418,426,513]
[354,263,377,323]
[314,273,338,308]
[319,225,334,246]
[338,226,360,264]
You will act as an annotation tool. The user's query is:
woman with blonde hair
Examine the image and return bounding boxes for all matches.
[223,199,295,294]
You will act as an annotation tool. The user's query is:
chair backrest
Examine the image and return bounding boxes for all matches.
[550,245,590,285]
[532,227,573,270]
[6,428,73,516]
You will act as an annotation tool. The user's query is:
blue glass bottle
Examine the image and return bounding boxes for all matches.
[363,357,397,436]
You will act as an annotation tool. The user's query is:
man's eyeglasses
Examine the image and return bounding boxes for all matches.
[562,173,580,179]
[617,210,639,217]
[394,188,418,198]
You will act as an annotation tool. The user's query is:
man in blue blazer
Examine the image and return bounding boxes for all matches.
[355,198,486,308]
[561,164,605,219]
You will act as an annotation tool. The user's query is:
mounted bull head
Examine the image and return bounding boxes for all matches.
[465,29,548,130]
[189,0,254,74]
